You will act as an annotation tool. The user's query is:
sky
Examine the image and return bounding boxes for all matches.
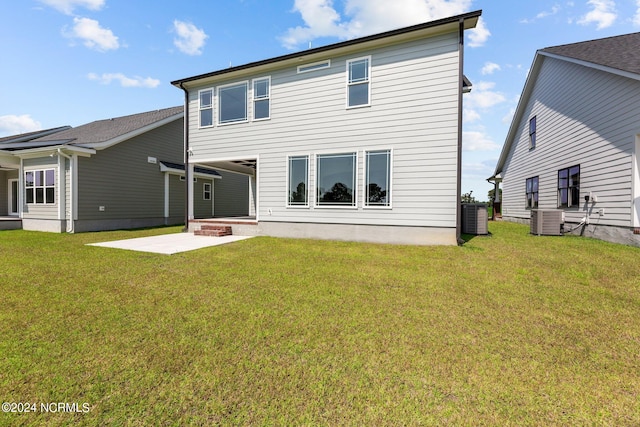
[2,0,640,200]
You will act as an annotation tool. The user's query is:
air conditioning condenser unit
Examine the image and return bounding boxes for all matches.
[530,209,563,236]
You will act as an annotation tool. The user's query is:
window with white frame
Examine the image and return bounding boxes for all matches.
[365,150,391,207]
[25,169,55,204]
[347,56,370,108]
[253,77,270,120]
[287,155,309,207]
[203,182,212,200]
[199,89,213,127]
[316,153,357,207]
[219,82,248,124]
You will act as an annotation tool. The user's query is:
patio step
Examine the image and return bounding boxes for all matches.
[194,225,233,237]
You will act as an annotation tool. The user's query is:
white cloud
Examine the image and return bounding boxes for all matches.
[463,130,500,151]
[481,62,501,75]
[578,0,617,29]
[38,0,104,15]
[173,20,208,55]
[280,0,486,49]
[634,0,640,26]
[67,17,119,51]
[0,115,42,136]
[466,81,506,109]
[87,73,160,88]
[520,4,561,23]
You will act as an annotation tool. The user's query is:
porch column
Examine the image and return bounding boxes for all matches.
[188,163,195,221]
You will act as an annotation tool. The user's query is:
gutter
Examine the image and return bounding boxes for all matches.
[456,17,465,245]
[57,148,74,233]
[179,82,190,232]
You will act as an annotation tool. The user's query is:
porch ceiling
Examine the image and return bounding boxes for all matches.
[200,160,256,175]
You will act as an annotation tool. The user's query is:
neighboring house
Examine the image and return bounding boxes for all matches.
[489,33,640,246]
[171,10,482,245]
[0,107,249,233]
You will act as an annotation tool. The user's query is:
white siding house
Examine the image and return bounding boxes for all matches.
[172,11,482,245]
[490,33,640,246]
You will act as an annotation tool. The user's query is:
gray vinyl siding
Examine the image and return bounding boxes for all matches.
[168,174,185,218]
[213,170,249,217]
[77,119,183,220]
[501,56,640,227]
[193,178,214,218]
[188,32,460,228]
[22,157,59,219]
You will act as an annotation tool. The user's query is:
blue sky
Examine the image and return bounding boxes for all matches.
[2,0,640,199]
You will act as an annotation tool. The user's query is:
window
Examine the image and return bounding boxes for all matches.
[558,165,580,208]
[203,183,211,200]
[199,89,213,127]
[253,77,270,120]
[218,82,248,124]
[287,155,309,207]
[526,176,539,209]
[297,60,331,73]
[365,150,391,207]
[317,153,357,207]
[529,116,537,149]
[347,56,370,108]
[25,169,55,204]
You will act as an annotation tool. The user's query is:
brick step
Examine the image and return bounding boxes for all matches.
[194,225,232,237]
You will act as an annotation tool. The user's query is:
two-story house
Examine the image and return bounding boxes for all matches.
[172,10,482,245]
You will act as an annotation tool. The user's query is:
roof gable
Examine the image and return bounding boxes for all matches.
[541,32,640,76]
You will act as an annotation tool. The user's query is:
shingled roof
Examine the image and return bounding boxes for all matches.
[541,32,640,76]
[0,126,71,145]
[31,106,183,147]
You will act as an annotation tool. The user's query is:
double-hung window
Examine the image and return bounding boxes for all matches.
[203,183,212,201]
[253,77,270,120]
[287,155,309,207]
[558,165,580,208]
[526,176,539,209]
[199,89,213,127]
[317,153,357,207]
[219,82,248,124]
[365,150,391,207]
[347,56,371,108]
[25,169,55,204]
[529,116,537,149]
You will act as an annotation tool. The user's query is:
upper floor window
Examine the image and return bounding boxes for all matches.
[253,77,270,121]
[347,56,371,108]
[558,165,580,208]
[25,169,55,204]
[529,116,537,149]
[317,153,357,207]
[218,82,248,124]
[365,150,391,207]
[298,60,330,74]
[526,176,539,209]
[199,89,213,128]
[287,155,309,207]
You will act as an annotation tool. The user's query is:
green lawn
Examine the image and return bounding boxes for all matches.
[1,222,639,426]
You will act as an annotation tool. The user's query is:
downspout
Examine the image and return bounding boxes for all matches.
[179,82,190,232]
[57,148,74,233]
[456,18,465,245]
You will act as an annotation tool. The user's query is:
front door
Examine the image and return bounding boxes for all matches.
[8,179,18,216]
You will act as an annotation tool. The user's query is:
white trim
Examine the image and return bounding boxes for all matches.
[187,163,194,220]
[252,76,271,121]
[7,179,18,216]
[164,173,169,218]
[539,51,640,83]
[198,88,214,128]
[218,81,249,125]
[23,168,57,205]
[633,134,640,228]
[286,154,310,208]
[363,148,393,210]
[203,182,212,201]
[297,60,331,74]
[346,55,372,109]
[57,154,65,220]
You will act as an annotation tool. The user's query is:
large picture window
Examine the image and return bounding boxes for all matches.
[219,82,248,124]
[25,169,55,204]
[526,176,539,209]
[287,155,309,207]
[365,150,391,207]
[347,57,370,108]
[253,77,270,120]
[558,165,580,208]
[199,89,213,127]
[317,153,357,207]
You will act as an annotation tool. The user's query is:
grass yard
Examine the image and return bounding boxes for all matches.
[0,222,639,426]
